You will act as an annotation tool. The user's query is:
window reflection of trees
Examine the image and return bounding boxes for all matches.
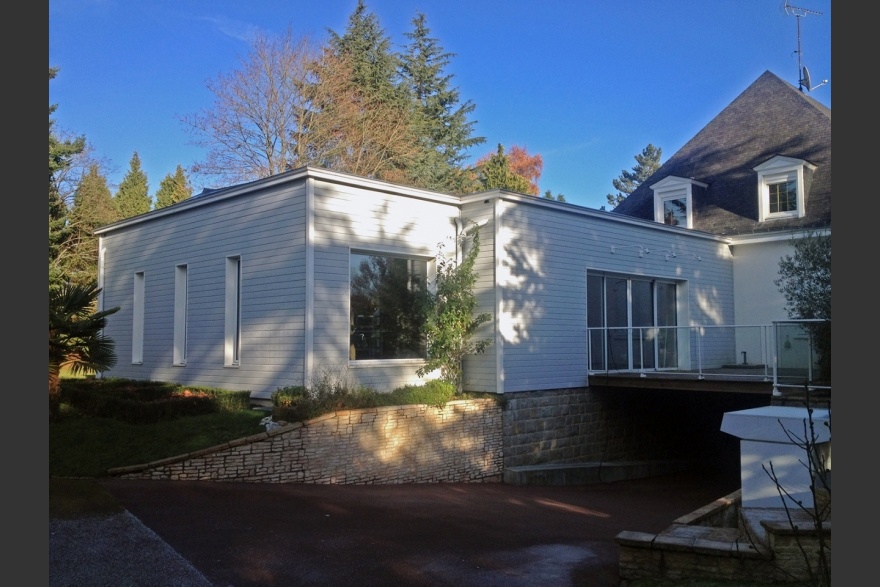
[350,253,427,360]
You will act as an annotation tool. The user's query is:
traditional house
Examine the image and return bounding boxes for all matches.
[612,70,831,381]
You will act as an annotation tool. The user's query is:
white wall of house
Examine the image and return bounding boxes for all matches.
[99,178,310,397]
[309,176,461,397]
[463,193,735,394]
[97,169,464,401]
[97,169,739,401]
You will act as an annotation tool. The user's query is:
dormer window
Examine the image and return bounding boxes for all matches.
[754,155,815,222]
[650,176,707,229]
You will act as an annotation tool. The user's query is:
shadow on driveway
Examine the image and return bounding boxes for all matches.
[87,472,735,587]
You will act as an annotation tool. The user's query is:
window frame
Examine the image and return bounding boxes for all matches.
[173,264,188,366]
[650,176,706,228]
[349,248,433,363]
[132,271,145,364]
[224,256,242,367]
[754,155,815,222]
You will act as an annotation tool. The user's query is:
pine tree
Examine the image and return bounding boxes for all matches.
[50,67,86,288]
[327,0,403,102]
[154,165,193,209]
[320,0,419,183]
[399,12,484,193]
[114,152,151,218]
[606,143,662,208]
[66,164,119,286]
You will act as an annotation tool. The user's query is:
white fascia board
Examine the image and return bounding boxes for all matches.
[95,166,462,235]
[728,227,831,246]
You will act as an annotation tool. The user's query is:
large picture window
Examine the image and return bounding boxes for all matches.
[350,252,428,361]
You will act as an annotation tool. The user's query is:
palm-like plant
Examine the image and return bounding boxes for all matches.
[49,282,119,420]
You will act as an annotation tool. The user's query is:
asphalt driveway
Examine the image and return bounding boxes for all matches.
[49,472,737,587]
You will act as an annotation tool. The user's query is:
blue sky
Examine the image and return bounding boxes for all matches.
[49,0,831,210]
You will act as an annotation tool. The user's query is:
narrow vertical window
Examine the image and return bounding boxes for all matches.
[132,272,145,364]
[173,264,188,365]
[225,256,242,366]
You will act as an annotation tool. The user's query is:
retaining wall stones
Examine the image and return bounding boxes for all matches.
[110,399,503,484]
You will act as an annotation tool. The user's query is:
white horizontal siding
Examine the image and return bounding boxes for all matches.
[309,178,460,392]
[100,182,309,398]
[494,199,733,393]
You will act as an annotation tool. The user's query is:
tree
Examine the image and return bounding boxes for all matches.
[327,0,403,103]
[49,67,86,288]
[320,0,421,184]
[417,222,493,393]
[49,282,120,420]
[65,164,119,286]
[606,143,662,208]
[475,144,532,193]
[154,165,193,209]
[184,30,321,184]
[775,231,831,380]
[399,12,485,193]
[303,50,422,184]
[542,190,566,203]
[506,145,543,195]
[114,152,151,218]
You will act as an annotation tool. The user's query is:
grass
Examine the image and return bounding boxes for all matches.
[50,403,266,478]
[50,376,487,479]
[49,376,496,519]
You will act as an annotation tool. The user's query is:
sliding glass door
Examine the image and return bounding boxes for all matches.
[588,273,679,371]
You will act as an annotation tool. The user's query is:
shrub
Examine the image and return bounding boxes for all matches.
[387,380,456,408]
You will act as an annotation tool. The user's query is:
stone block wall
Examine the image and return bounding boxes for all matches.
[501,387,692,469]
[110,399,503,484]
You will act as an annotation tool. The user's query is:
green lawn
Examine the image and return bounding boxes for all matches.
[50,403,266,479]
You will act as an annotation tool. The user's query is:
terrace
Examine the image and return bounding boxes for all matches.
[587,319,831,398]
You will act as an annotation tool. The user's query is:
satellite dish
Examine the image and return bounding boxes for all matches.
[802,66,812,91]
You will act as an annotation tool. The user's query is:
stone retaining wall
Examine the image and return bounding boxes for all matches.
[617,491,831,585]
[110,399,503,484]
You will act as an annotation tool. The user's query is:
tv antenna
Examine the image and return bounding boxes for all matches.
[784,2,828,92]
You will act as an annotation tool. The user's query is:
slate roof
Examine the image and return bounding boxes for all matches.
[612,70,831,237]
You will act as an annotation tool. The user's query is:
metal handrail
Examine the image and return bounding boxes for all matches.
[587,321,830,394]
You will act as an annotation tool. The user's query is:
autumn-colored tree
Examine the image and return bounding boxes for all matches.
[305,50,421,183]
[506,145,543,195]
[154,165,193,209]
[475,144,532,193]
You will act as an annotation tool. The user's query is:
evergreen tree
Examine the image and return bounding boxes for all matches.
[327,0,403,102]
[542,190,567,203]
[49,67,86,288]
[475,144,532,193]
[154,165,193,209]
[320,0,419,183]
[399,12,484,193]
[114,152,151,218]
[66,164,119,286]
[606,143,662,208]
